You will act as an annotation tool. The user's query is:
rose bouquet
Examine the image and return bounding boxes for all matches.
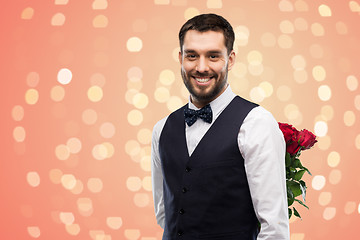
[278,122,317,219]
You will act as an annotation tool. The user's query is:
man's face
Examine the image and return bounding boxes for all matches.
[179,30,235,108]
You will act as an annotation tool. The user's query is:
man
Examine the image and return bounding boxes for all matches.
[151,13,289,239]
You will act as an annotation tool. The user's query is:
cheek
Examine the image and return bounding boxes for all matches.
[211,62,227,74]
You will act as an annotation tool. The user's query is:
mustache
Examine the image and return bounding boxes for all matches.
[191,71,217,78]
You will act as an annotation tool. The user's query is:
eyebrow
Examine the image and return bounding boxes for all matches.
[183,49,223,55]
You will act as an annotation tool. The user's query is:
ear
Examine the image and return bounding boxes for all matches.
[227,50,236,71]
[178,50,183,64]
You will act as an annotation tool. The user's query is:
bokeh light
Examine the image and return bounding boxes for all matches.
[4,2,360,239]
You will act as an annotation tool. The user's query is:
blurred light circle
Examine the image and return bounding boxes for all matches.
[65,224,80,236]
[12,105,24,121]
[142,176,152,191]
[87,178,103,193]
[318,85,332,101]
[291,55,306,70]
[127,37,143,52]
[13,126,26,142]
[346,75,358,91]
[21,7,34,20]
[27,226,41,238]
[154,87,170,103]
[314,121,328,137]
[323,207,336,220]
[107,217,123,230]
[57,68,72,85]
[134,193,150,207]
[184,7,200,20]
[49,168,63,184]
[127,109,143,126]
[92,144,108,160]
[132,93,149,109]
[26,72,40,87]
[82,109,98,125]
[140,156,151,172]
[249,87,265,103]
[100,122,116,138]
[25,89,39,105]
[66,137,82,154]
[92,0,108,9]
[51,85,65,102]
[279,20,294,34]
[344,111,356,126]
[312,65,326,81]
[59,212,75,225]
[51,13,66,26]
[327,151,340,168]
[87,86,103,102]
[319,4,332,17]
[61,174,77,190]
[318,192,332,206]
[27,172,40,187]
[55,144,70,160]
[312,175,326,190]
[93,15,108,28]
[159,69,175,86]
[137,128,152,145]
[167,96,183,112]
[126,176,142,191]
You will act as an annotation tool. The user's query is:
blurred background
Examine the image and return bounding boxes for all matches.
[1,0,360,239]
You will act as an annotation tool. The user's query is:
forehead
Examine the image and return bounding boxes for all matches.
[182,30,226,52]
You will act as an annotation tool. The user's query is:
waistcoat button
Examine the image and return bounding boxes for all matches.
[182,187,188,193]
[185,167,191,172]
[177,230,183,236]
[179,209,185,214]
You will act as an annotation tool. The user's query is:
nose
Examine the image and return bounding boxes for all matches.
[195,56,209,73]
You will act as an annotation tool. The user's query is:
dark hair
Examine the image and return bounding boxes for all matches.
[178,13,235,54]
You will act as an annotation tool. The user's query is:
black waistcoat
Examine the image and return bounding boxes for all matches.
[159,96,259,240]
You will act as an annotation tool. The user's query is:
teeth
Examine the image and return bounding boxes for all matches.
[195,77,211,83]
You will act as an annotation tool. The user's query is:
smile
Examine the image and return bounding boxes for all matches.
[194,77,212,83]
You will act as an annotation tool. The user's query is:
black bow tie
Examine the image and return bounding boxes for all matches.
[184,104,213,126]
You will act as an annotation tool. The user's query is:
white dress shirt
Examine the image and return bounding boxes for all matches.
[151,85,290,239]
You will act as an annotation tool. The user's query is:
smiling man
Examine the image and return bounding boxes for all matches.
[151,14,290,240]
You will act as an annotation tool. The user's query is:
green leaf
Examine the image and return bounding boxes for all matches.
[287,181,301,197]
[302,166,312,176]
[293,159,302,168]
[285,152,291,167]
[288,167,296,180]
[295,199,309,209]
[294,170,306,181]
[293,207,302,219]
[288,208,292,219]
[287,186,294,206]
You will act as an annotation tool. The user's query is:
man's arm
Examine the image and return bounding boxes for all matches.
[151,117,167,229]
[238,106,290,240]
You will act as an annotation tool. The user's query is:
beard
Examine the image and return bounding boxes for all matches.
[181,67,228,104]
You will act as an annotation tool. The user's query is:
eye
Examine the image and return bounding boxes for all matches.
[186,54,197,60]
[209,55,219,60]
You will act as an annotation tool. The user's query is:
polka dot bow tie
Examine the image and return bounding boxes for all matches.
[184,104,213,126]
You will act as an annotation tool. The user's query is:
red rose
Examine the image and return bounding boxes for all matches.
[278,123,299,144]
[286,141,301,156]
[298,129,317,150]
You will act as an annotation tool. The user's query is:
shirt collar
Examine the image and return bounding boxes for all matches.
[188,84,236,118]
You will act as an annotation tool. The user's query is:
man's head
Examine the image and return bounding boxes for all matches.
[179,13,235,55]
[178,14,236,108]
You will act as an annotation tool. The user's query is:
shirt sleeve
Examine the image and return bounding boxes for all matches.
[238,106,290,240]
[151,117,168,229]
